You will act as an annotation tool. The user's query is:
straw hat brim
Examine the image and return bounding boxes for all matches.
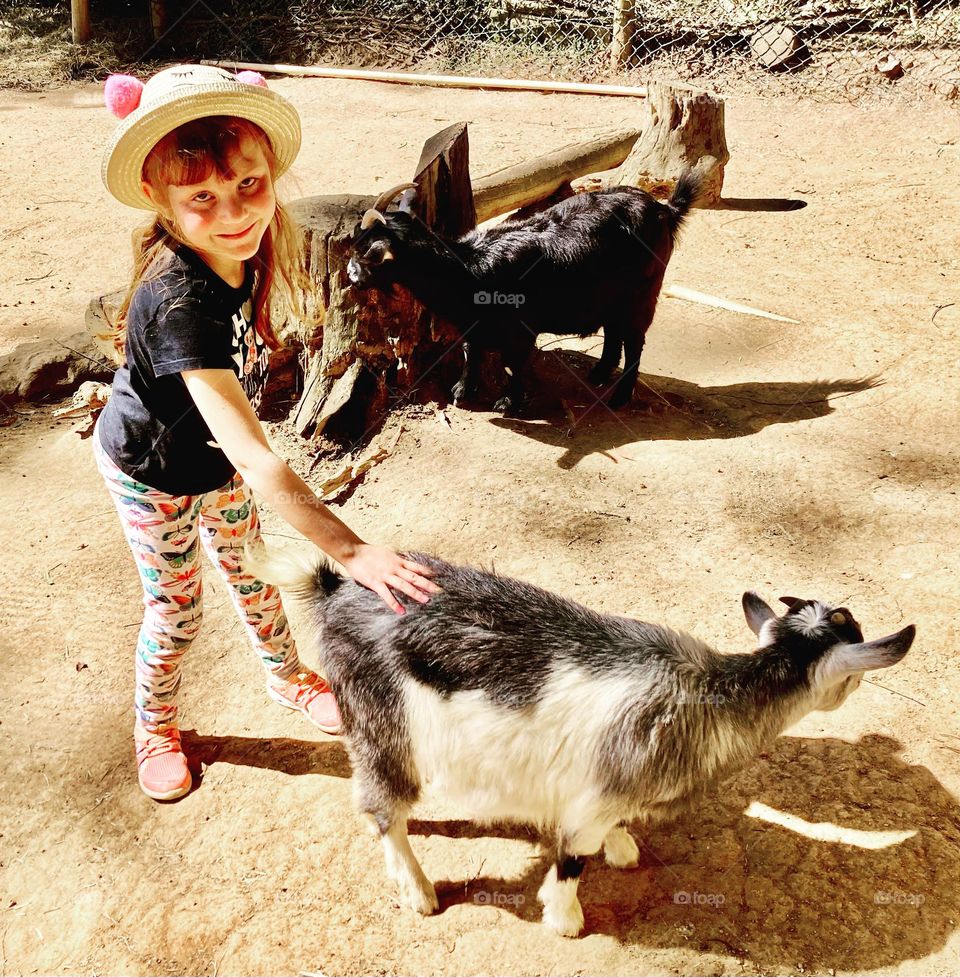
[102,82,301,210]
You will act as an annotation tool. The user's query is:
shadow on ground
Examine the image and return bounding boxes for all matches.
[489,352,880,468]
[175,730,959,970]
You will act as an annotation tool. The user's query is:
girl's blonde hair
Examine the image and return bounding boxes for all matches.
[110,116,309,360]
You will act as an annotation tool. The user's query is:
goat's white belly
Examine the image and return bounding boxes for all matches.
[402,664,638,827]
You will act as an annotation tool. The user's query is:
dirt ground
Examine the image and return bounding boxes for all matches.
[1,76,959,977]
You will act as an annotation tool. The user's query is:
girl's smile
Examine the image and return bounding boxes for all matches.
[217,221,259,241]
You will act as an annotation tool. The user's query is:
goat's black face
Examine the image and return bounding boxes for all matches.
[744,591,914,712]
[347,219,403,291]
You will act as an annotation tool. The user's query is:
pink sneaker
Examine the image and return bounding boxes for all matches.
[267,670,342,734]
[134,723,192,801]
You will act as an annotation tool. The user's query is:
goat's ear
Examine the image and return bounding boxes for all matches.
[397,187,418,214]
[817,625,916,683]
[779,596,802,609]
[743,592,776,636]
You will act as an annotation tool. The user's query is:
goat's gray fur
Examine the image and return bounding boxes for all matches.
[250,546,915,936]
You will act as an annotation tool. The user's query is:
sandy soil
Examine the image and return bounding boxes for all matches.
[1,77,959,976]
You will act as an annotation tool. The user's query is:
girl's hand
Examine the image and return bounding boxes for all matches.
[342,544,441,615]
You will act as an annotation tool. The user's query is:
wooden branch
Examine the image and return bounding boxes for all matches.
[200,60,647,98]
[472,128,641,223]
[663,285,799,323]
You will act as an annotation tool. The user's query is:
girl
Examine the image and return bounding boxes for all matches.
[96,64,437,802]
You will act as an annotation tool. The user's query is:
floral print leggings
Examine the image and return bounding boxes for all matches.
[94,428,303,728]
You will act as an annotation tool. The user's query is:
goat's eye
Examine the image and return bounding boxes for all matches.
[830,611,846,626]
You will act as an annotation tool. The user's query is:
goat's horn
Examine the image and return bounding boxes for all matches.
[372,181,418,213]
[360,209,388,230]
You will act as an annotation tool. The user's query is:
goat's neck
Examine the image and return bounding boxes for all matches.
[397,233,481,321]
[687,646,817,778]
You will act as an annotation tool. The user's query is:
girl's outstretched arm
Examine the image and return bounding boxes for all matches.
[182,368,439,614]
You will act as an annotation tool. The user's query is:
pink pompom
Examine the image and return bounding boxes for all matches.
[104,74,144,119]
[236,70,268,88]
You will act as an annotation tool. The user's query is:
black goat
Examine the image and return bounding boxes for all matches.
[347,173,701,412]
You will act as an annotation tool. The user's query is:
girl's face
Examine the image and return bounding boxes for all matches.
[146,135,277,285]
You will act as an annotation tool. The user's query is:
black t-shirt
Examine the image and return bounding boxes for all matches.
[97,244,270,495]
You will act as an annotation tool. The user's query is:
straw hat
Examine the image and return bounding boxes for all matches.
[101,64,301,210]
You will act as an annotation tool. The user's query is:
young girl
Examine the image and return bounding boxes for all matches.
[95,64,437,802]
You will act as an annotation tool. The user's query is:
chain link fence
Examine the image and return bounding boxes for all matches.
[277,0,960,99]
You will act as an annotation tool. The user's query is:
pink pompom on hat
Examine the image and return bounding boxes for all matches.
[101,64,301,210]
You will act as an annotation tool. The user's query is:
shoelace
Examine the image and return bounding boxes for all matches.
[136,729,182,761]
[285,672,332,707]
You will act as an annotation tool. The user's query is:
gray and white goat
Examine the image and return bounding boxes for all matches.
[346,174,699,413]
[253,549,915,936]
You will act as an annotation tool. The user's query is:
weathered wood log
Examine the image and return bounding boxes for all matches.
[292,124,475,441]
[613,81,729,206]
[472,127,641,223]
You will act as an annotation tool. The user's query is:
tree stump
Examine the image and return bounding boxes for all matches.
[613,81,729,206]
[291,123,475,441]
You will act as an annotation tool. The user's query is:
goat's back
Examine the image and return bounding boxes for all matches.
[309,555,717,823]
[464,187,673,279]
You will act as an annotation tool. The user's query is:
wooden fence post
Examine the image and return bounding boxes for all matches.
[71,0,91,43]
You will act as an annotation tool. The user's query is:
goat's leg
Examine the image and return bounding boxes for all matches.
[588,327,623,386]
[354,778,438,915]
[538,820,614,937]
[451,341,481,406]
[493,330,537,414]
[602,822,640,868]
[380,816,440,915]
[609,296,657,409]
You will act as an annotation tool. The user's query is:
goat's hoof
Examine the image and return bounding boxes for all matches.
[400,877,440,915]
[493,395,523,415]
[604,828,640,869]
[541,900,585,938]
[607,391,633,411]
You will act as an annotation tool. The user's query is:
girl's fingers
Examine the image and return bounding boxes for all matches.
[388,574,432,604]
[401,561,442,592]
[403,559,437,578]
[373,581,404,615]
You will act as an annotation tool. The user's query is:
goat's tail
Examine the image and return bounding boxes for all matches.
[664,167,702,240]
[244,542,344,600]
